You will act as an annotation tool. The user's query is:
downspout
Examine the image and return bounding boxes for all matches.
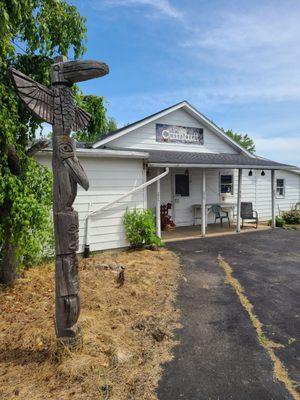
[83,167,169,257]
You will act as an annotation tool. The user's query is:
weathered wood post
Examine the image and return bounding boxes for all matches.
[11,56,109,348]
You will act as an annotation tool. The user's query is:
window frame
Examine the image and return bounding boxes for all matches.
[276,178,285,199]
[219,173,234,195]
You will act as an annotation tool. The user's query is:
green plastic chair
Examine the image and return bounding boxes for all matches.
[211,204,230,227]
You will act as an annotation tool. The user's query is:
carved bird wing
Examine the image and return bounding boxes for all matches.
[73,107,91,131]
[10,68,54,124]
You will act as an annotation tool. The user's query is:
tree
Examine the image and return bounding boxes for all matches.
[107,117,118,133]
[0,0,87,285]
[73,94,108,146]
[224,129,256,153]
[73,94,117,146]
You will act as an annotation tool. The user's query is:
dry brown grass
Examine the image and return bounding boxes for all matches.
[0,248,181,400]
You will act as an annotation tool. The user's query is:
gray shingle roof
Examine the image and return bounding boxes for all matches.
[141,149,296,169]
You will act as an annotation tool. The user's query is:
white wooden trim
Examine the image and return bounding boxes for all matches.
[93,101,252,156]
[148,163,294,170]
[93,102,187,147]
[236,169,242,232]
[271,170,276,228]
[219,172,234,195]
[180,102,254,157]
[171,171,176,222]
[39,148,149,159]
[275,177,285,199]
[156,168,161,238]
[201,169,206,237]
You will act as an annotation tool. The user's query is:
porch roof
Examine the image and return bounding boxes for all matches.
[145,150,297,170]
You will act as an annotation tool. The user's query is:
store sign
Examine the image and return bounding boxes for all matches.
[156,123,204,145]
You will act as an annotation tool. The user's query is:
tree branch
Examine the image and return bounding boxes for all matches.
[26,140,49,157]
[7,145,22,176]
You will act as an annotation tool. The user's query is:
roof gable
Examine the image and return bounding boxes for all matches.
[93,101,253,157]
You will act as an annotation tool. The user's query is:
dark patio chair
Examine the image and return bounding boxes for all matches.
[241,202,259,228]
[211,204,230,227]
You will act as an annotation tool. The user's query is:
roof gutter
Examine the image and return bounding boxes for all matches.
[38,148,149,159]
[147,163,296,170]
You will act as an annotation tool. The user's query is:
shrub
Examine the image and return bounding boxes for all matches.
[268,216,285,227]
[282,209,300,225]
[123,208,162,248]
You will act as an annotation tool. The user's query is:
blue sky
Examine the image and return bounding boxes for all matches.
[71,0,300,166]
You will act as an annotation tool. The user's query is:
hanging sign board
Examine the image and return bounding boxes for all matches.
[156,123,204,145]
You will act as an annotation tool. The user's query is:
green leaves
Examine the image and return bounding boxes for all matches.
[0,0,87,279]
[123,208,162,248]
[224,129,256,153]
[73,94,115,146]
[0,157,53,268]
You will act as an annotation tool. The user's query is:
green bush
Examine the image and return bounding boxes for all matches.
[123,208,162,248]
[282,209,300,225]
[268,216,285,227]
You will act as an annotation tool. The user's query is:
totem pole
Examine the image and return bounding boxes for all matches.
[11,56,109,347]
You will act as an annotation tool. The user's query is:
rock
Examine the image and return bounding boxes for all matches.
[132,321,146,331]
[115,349,133,364]
[152,327,166,342]
[94,263,126,271]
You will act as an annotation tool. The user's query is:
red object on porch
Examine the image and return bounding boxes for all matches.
[161,203,176,231]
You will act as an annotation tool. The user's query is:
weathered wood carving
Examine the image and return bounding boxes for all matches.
[11,56,109,347]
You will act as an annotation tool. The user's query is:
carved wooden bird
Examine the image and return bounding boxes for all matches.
[10,58,109,342]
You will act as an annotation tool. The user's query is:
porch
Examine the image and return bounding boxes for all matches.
[145,150,287,238]
[162,223,270,242]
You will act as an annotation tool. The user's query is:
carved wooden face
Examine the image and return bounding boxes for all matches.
[55,211,79,255]
[58,136,76,160]
[68,222,79,252]
[57,136,89,191]
[51,61,70,85]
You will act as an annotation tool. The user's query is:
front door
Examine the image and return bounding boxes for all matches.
[173,173,192,226]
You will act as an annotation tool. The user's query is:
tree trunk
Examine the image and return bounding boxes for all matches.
[0,233,17,285]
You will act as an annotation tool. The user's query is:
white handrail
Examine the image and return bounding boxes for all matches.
[84,168,169,254]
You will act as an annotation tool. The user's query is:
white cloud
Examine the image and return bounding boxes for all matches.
[253,135,300,166]
[182,3,300,53]
[99,0,183,19]
[181,2,300,102]
[183,7,300,52]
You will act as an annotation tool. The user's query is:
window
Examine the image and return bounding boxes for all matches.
[220,174,233,195]
[276,179,285,198]
[175,174,189,197]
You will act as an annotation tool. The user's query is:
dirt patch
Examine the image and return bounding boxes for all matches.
[0,248,181,400]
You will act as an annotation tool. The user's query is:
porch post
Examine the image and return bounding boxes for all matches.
[156,168,161,238]
[201,169,206,237]
[271,169,276,228]
[236,168,242,232]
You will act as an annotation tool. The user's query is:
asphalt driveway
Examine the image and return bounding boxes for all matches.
[157,229,300,400]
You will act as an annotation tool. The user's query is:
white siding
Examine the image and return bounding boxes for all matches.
[241,169,300,220]
[147,167,300,226]
[35,155,146,252]
[110,109,238,154]
[147,167,237,227]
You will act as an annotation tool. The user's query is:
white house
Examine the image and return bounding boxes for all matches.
[36,101,300,253]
